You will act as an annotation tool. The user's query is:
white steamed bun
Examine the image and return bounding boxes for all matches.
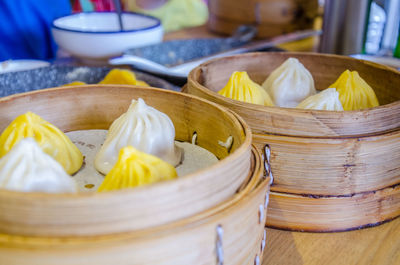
[0,138,77,193]
[262,57,316,108]
[297,88,344,111]
[95,98,182,175]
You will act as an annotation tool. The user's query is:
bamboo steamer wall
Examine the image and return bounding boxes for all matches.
[208,0,319,38]
[0,85,253,237]
[186,52,400,231]
[0,147,271,265]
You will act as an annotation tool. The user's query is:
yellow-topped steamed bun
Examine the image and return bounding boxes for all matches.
[99,69,149,86]
[0,112,83,175]
[62,81,86,86]
[98,146,177,192]
[218,71,274,106]
[328,70,379,111]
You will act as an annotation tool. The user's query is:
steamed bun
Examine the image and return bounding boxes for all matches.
[328,70,379,111]
[297,88,344,111]
[0,138,77,193]
[95,98,182,175]
[98,146,177,191]
[218,71,274,106]
[262,58,316,108]
[99,69,149,86]
[0,112,83,175]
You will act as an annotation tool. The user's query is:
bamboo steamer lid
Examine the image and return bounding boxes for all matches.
[0,85,253,237]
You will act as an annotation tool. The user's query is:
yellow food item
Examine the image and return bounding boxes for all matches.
[98,146,177,192]
[328,70,379,110]
[62,81,86,86]
[218,71,274,106]
[124,0,208,32]
[0,112,83,175]
[99,69,149,86]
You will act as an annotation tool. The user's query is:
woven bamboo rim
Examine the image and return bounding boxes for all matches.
[187,52,400,137]
[0,147,271,265]
[266,183,400,232]
[0,85,252,237]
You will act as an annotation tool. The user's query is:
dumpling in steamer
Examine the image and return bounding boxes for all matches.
[328,70,379,111]
[0,112,83,175]
[99,69,149,86]
[98,146,177,191]
[95,98,182,175]
[297,88,344,111]
[262,58,316,108]
[218,71,274,106]
[0,138,77,193]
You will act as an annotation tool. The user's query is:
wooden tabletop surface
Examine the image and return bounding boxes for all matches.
[263,218,400,265]
[165,25,400,265]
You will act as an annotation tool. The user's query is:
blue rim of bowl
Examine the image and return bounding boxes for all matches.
[51,11,162,34]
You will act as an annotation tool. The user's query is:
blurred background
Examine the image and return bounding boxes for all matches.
[0,0,399,66]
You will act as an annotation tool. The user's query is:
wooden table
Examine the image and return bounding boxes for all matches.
[263,219,400,265]
[165,26,400,265]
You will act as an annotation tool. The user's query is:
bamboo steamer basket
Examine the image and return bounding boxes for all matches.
[187,52,400,137]
[0,147,271,265]
[0,85,253,237]
[208,0,318,38]
[186,52,400,231]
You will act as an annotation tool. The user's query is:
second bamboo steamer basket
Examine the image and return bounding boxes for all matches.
[0,146,271,265]
[187,52,400,137]
[186,52,400,231]
[208,0,318,38]
[0,85,253,237]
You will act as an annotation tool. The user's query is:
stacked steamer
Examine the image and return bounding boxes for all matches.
[186,52,400,232]
[0,85,271,264]
[208,0,319,38]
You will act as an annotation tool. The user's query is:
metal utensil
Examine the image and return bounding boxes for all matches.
[109,30,321,79]
[113,0,124,31]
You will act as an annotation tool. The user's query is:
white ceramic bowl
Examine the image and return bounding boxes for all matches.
[52,12,163,59]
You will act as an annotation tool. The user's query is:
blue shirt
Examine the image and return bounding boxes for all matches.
[0,0,71,60]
